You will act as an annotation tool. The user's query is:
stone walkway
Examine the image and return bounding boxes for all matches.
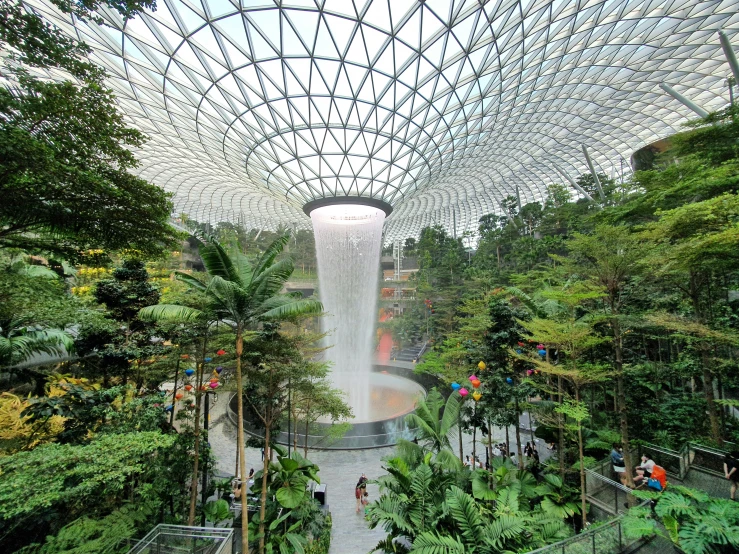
[207,393,544,554]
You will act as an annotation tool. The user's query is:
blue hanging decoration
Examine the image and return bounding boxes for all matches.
[185,368,195,376]
[506,377,513,385]
[451,382,461,391]
[165,404,174,412]
[538,349,547,357]
[515,349,522,354]
[204,357,212,363]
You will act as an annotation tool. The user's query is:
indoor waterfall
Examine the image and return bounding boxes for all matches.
[310,203,385,421]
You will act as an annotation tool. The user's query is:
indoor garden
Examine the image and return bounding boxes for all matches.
[2,0,739,553]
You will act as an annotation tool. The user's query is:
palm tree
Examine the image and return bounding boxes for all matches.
[139,232,322,551]
[406,388,461,455]
[0,316,73,369]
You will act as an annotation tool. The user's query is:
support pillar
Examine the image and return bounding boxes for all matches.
[659,83,709,118]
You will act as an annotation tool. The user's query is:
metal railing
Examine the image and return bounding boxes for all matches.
[641,442,689,479]
[689,443,730,476]
[526,517,641,554]
[584,469,640,516]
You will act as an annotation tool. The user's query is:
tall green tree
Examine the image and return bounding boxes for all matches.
[140,232,322,552]
[567,225,646,487]
[0,0,178,259]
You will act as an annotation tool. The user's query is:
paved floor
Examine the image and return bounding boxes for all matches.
[207,392,544,554]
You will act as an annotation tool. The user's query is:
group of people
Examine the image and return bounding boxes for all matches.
[463,441,541,470]
[611,445,667,491]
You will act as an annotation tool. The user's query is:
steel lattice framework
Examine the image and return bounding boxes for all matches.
[23,0,739,241]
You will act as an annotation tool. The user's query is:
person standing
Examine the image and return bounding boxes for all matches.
[355,474,368,513]
[724,452,739,500]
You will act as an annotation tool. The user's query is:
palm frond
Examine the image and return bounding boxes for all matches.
[138,304,204,323]
[445,486,483,544]
[199,239,242,285]
[249,257,296,303]
[439,393,461,441]
[482,514,526,550]
[252,234,290,282]
[259,297,323,321]
[411,532,466,554]
[174,271,208,292]
[205,276,248,320]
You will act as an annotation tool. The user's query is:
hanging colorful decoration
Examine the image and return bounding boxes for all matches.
[471,379,481,388]
[184,384,193,391]
[526,369,533,376]
[180,354,190,360]
[451,382,461,391]
[506,377,513,384]
[175,392,184,400]
[517,341,525,347]
[459,387,469,397]
[478,361,486,371]
[468,374,477,382]
[538,349,547,357]
[185,368,195,376]
[472,391,482,402]
[216,349,226,356]
[216,366,223,374]
[165,404,173,412]
[209,381,219,389]
[204,357,212,363]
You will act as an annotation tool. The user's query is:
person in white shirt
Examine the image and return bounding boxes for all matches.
[633,455,655,485]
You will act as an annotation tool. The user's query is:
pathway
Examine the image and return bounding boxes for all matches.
[207,393,545,554]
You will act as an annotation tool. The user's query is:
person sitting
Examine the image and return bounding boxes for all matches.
[633,455,655,485]
[611,444,627,486]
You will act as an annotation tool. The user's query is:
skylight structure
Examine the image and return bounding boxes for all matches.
[24,0,739,240]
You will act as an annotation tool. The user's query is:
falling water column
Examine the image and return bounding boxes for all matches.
[308,202,387,422]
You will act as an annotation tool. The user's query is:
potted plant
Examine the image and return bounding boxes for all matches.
[623,485,739,553]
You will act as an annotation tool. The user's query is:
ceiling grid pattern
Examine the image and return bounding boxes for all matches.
[21,0,739,240]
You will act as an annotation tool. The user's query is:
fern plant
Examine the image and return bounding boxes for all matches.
[623,486,739,554]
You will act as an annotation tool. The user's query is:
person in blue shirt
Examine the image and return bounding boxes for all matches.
[611,444,627,485]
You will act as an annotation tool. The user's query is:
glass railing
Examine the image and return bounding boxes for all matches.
[126,525,233,554]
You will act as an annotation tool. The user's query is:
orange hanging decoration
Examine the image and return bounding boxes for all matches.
[471,379,481,388]
[184,384,193,391]
[175,392,184,400]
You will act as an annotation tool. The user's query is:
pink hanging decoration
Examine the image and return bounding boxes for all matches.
[459,388,469,397]
[468,375,477,382]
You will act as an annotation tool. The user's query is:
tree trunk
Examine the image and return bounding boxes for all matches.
[458,413,464,463]
[558,376,565,481]
[613,317,635,489]
[505,425,510,460]
[514,398,523,470]
[702,348,722,444]
[188,359,205,524]
[487,419,495,489]
[235,328,249,551]
[575,388,587,528]
[259,422,271,554]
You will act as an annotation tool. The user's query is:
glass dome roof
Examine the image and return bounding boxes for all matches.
[24,0,739,240]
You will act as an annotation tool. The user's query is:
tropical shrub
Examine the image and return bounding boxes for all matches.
[623,486,739,554]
